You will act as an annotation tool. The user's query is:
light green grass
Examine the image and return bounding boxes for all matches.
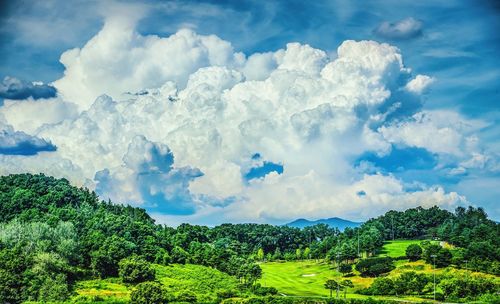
[258,260,435,302]
[377,240,426,258]
[259,260,342,297]
[71,264,240,303]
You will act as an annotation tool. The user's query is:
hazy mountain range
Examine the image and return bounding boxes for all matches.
[285,217,362,230]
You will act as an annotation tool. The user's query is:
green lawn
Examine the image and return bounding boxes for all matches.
[258,260,436,302]
[259,260,341,297]
[377,240,426,258]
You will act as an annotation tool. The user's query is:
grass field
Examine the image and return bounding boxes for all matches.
[377,240,424,258]
[72,263,240,303]
[258,240,449,302]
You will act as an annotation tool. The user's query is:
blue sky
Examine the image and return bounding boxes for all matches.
[0,0,498,224]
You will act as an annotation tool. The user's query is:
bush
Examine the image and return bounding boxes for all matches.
[217,289,238,300]
[435,248,452,268]
[130,282,167,304]
[176,290,197,302]
[361,277,395,295]
[252,283,278,296]
[405,244,422,261]
[170,246,189,264]
[119,256,155,284]
[355,257,394,277]
[339,263,353,275]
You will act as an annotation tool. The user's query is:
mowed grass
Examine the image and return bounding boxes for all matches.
[258,240,453,301]
[259,260,374,297]
[377,240,426,258]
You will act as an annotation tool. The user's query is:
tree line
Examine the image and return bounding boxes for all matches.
[0,173,498,303]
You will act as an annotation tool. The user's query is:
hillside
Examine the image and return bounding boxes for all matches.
[73,263,241,303]
[259,240,500,302]
[0,173,498,303]
[286,217,362,230]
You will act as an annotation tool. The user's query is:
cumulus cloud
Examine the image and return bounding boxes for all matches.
[0,97,78,134]
[405,75,434,94]
[0,122,56,155]
[0,18,484,223]
[374,17,423,40]
[0,76,57,100]
[95,135,204,215]
[379,110,486,156]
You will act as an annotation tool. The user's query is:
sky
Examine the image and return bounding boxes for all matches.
[0,0,498,225]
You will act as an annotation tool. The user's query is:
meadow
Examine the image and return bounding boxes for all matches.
[71,263,240,303]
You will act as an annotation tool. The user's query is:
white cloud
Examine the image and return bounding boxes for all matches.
[405,75,435,94]
[0,19,484,223]
[53,16,245,110]
[0,97,78,134]
[379,110,487,156]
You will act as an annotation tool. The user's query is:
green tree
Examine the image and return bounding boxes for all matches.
[256,248,264,261]
[355,257,394,277]
[423,244,441,264]
[339,263,352,276]
[303,247,311,260]
[295,248,302,260]
[119,256,155,283]
[324,279,339,298]
[130,282,167,304]
[435,248,452,268]
[340,279,354,298]
[405,244,423,261]
[170,246,189,264]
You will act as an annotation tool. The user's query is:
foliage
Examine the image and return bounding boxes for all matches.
[118,256,155,284]
[130,281,167,304]
[324,279,339,298]
[405,244,422,261]
[439,275,498,301]
[339,263,352,275]
[355,257,394,277]
[0,174,498,302]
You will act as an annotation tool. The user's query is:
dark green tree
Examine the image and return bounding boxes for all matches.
[405,244,423,261]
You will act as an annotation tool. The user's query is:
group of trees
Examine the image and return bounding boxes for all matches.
[362,271,498,301]
[0,173,499,303]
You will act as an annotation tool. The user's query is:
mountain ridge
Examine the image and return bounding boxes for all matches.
[285,217,362,230]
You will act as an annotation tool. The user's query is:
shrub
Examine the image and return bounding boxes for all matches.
[405,244,422,261]
[339,263,353,275]
[252,283,278,296]
[170,246,189,264]
[118,256,155,284]
[176,290,197,303]
[130,281,167,304]
[362,277,395,295]
[435,248,452,268]
[355,257,394,277]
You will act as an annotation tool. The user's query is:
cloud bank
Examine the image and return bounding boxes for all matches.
[0,76,57,100]
[1,16,490,225]
[0,121,56,155]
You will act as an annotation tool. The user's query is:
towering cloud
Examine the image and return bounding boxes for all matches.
[0,17,486,225]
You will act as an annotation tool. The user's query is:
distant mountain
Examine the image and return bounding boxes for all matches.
[285,217,362,230]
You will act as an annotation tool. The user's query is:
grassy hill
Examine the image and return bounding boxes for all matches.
[72,263,240,303]
[258,240,499,302]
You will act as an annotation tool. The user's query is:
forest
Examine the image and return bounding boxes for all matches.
[0,173,498,303]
